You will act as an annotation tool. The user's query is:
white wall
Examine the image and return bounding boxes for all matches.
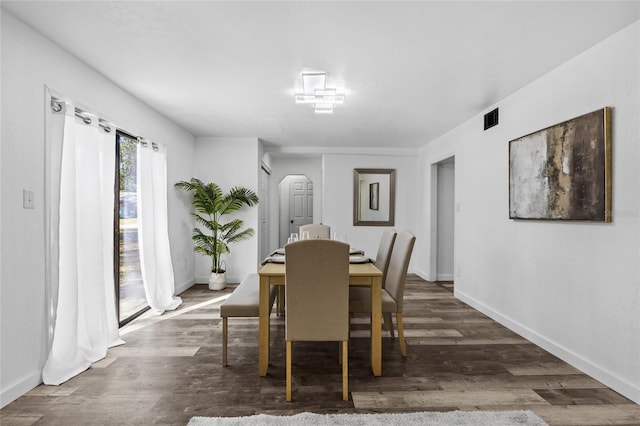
[1,12,196,407]
[193,137,261,283]
[322,153,419,268]
[418,21,639,403]
[266,154,420,263]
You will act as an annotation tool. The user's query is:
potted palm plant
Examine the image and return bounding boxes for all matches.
[175,178,259,290]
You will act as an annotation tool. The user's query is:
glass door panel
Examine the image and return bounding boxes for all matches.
[116,132,148,325]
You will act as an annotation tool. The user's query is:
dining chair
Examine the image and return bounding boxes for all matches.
[375,229,397,287]
[349,231,416,357]
[299,223,331,239]
[285,239,350,401]
[372,229,396,334]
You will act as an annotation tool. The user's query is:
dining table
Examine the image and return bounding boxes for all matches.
[258,259,383,377]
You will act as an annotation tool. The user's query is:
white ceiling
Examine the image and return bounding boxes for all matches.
[3,1,639,150]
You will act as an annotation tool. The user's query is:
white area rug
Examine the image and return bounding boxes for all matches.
[188,410,548,425]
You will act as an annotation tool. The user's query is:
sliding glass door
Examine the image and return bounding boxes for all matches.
[115,131,148,326]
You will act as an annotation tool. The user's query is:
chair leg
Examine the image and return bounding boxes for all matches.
[383,313,395,339]
[222,317,228,366]
[396,313,407,357]
[338,341,342,365]
[277,287,285,315]
[286,341,292,401]
[342,340,349,401]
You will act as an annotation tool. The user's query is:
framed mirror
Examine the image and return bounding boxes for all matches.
[353,168,396,226]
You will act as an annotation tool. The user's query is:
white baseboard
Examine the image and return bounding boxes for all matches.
[175,277,196,295]
[413,269,436,282]
[455,288,640,405]
[1,370,42,409]
[436,273,454,281]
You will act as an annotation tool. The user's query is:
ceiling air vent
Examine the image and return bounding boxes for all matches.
[484,108,499,130]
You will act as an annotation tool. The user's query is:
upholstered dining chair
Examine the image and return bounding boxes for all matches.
[372,229,397,334]
[349,231,416,357]
[285,239,350,401]
[375,229,397,287]
[299,223,331,239]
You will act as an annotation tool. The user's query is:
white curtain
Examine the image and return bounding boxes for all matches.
[43,101,124,385]
[137,142,182,312]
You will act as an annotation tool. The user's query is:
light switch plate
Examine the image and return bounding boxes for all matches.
[23,189,35,209]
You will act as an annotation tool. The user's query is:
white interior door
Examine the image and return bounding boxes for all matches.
[289,177,313,236]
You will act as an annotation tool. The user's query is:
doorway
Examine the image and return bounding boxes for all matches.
[258,165,271,262]
[279,175,313,246]
[432,157,455,283]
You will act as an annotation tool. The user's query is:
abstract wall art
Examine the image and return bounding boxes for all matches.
[509,107,612,222]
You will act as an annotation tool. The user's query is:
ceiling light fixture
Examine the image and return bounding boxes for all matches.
[294,72,345,114]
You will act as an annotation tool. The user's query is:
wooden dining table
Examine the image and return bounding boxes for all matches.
[258,261,383,377]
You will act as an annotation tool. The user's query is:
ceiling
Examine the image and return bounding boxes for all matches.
[3,1,639,151]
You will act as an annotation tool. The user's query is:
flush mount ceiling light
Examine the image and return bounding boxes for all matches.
[294,72,345,114]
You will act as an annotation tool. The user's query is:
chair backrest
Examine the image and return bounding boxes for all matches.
[285,240,349,341]
[299,223,331,239]
[375,229,397,287]
[384,231,416,312]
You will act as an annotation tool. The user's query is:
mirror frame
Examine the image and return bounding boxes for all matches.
[353,168,396,226]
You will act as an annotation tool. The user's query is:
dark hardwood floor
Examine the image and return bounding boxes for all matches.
[2,276,639,425]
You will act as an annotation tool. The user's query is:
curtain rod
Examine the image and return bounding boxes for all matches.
[50,98,113,133]
[50,97,158,151]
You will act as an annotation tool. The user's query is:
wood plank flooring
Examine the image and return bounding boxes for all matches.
[2,276,639,425]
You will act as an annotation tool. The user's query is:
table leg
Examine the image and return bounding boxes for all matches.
[259,275,271,376]
[370,275,382,376]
